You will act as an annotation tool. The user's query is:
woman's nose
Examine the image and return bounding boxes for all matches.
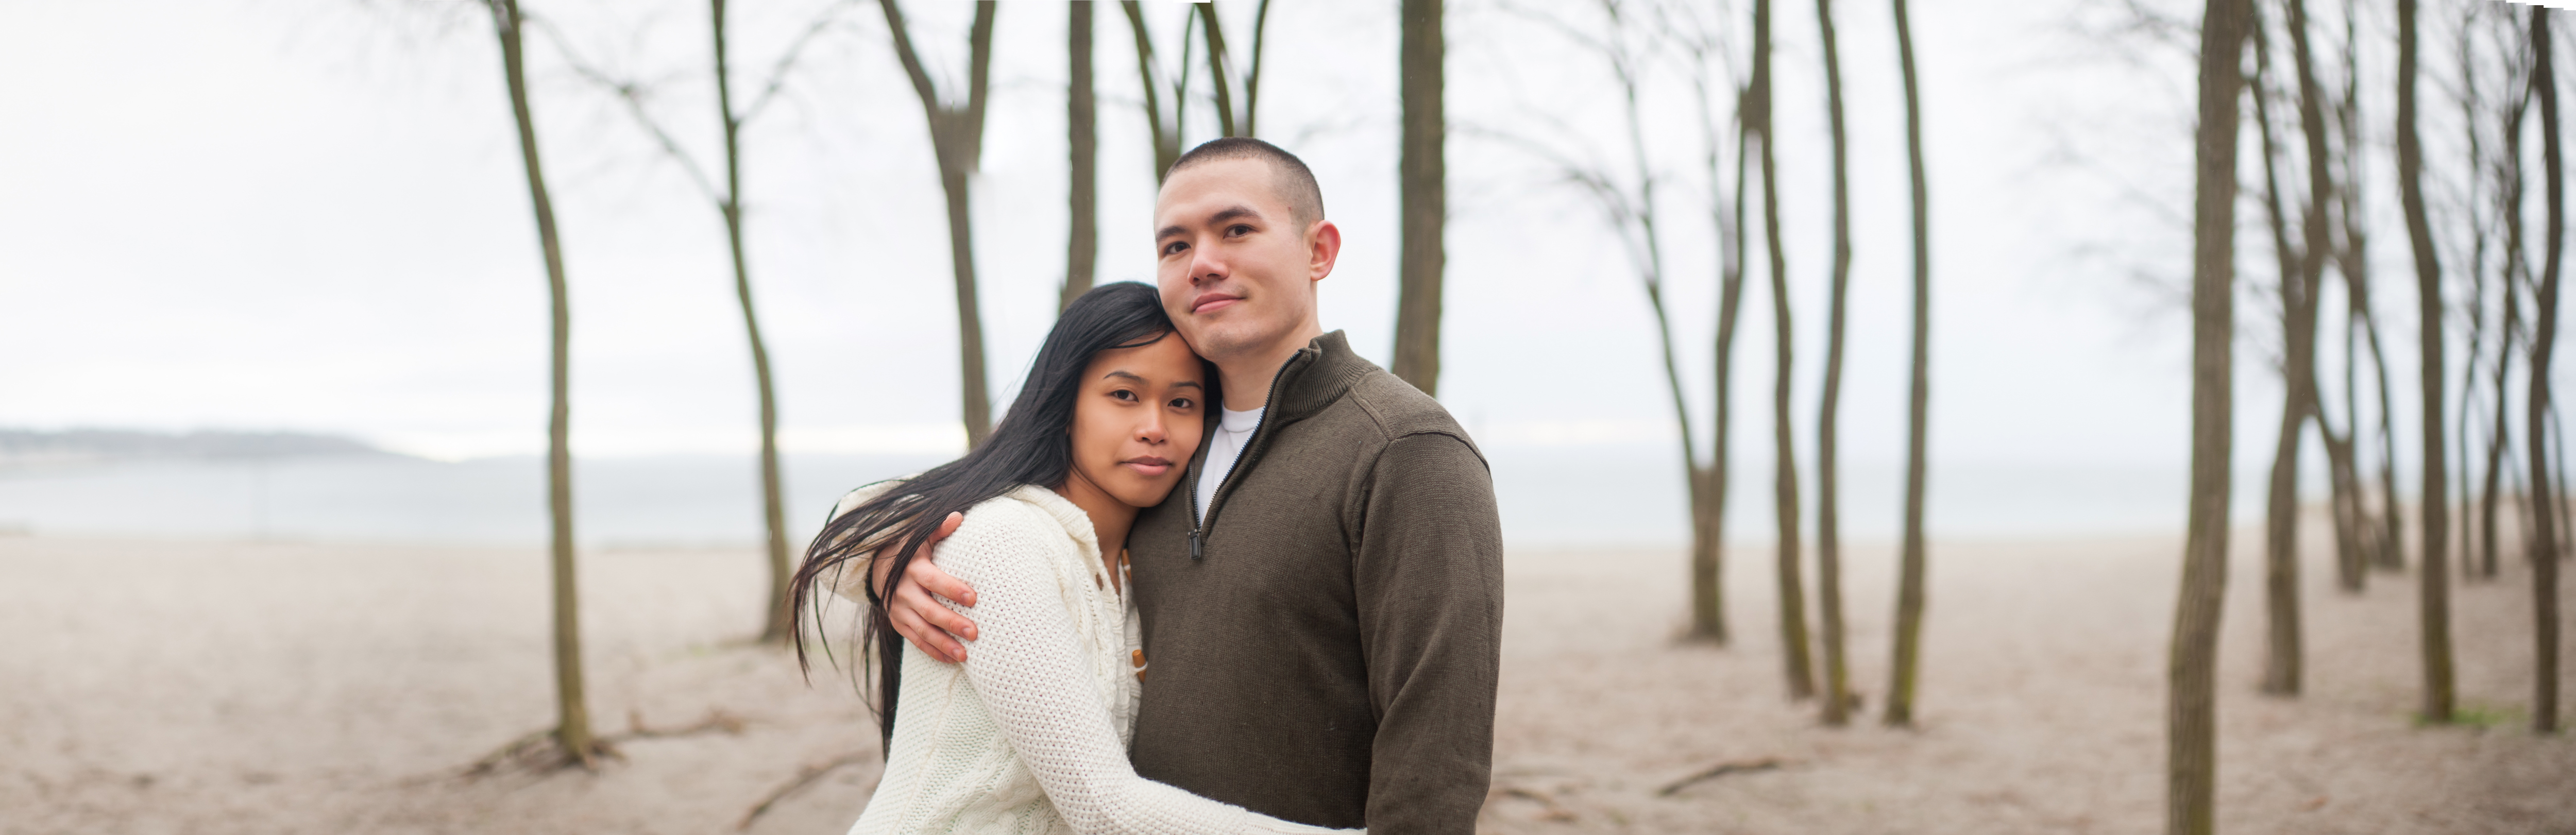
[1136,412,1167,444]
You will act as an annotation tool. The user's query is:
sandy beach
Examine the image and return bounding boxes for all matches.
[3,521,2569,834]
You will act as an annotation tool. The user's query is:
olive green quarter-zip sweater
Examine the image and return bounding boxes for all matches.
[1126,331,1504,833]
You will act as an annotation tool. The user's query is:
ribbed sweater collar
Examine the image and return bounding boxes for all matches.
[1265,330,1372,425]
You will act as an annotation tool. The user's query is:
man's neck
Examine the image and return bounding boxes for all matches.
[1217,325,1324,411]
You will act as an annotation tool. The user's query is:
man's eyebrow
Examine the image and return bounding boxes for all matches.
[1156,205,1266,241]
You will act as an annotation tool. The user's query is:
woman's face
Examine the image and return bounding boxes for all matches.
[1065,333,1208,508]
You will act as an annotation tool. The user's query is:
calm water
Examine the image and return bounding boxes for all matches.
[0,446,2190,549]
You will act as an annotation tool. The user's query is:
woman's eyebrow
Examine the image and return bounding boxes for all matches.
[1102,370,1145,382]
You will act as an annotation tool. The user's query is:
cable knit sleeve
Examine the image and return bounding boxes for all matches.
[934,505,1360,835]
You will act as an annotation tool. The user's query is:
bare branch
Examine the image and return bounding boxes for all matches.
[527,16,725,206]
[738,0,862,127]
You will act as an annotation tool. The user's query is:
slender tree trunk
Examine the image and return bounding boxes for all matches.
[2487,54,2532,582]
[884,0,998,449]
[2331,0,2402,575]
[1812,0,1855,725]
[1197,3,1235,138]
[2397,0,2456,724]
[2170,2,2248,832]
[1751,0,1816,701]
[2326,419,2367,589]
[706,0,796,645]
[1391,0,1445,396]
[1243,0,1270,137]
[2315,64,2362,595]
[2248,10,2310,697]
[1121,2,1180,182]
[2456,8,2488,582]
[1063,2,1096,312]
[1884,0,1933,728]
[2373,357,2404,567]
[1595,7,1706,657]
[2527,4,2563,736]
[489,0,598,767]
[1690,47,1750,645]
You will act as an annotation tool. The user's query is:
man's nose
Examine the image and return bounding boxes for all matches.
[1189,245,1226,285]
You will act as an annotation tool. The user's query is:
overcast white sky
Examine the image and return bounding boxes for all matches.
[6,0,2533,498]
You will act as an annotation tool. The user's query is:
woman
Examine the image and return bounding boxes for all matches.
[788,283,1354,835]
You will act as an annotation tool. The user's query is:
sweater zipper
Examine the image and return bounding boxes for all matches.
[1188,349,1301,561]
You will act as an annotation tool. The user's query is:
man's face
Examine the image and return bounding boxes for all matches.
[1151,158,1332,365]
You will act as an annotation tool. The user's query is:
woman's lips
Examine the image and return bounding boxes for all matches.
[1123,457,1173,476]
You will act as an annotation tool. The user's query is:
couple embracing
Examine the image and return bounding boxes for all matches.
[787,139,1505,834]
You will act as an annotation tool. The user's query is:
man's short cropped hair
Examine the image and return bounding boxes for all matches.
[1165,138,1327,227]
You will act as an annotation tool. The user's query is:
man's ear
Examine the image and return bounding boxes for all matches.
[1306,219,1342,282]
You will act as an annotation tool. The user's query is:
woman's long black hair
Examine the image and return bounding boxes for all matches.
[786,281,1212,751]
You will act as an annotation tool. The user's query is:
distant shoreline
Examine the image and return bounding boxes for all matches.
[0,428,403,467]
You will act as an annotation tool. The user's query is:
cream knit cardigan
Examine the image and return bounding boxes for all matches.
[830,482,1357,835]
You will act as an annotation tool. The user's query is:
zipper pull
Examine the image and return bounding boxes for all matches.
[1189,530,1204,561]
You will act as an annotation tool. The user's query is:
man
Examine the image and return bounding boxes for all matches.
[879,138,1503,832]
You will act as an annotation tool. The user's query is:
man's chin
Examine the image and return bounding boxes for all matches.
[1184,322,1268,364]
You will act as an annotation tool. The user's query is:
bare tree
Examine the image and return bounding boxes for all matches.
[1811,0,1855,725]
[1391,0,1446,395]
[2481,14,2534,583]
[485,0,602,769]
[1494,0,1742,647]
[2455,3,2493,584]
[1674,0,1747,645]
[2246,1,2309,698]
[1882,0,1932,728]
[2169,0,2248,832]
[1194,1,1272,138]
[1751,0,1817,702]
[1065,1,1097,312]
[2324,0,2405,577]
[883,0,998,448]
[2396,0,2455,725]
[536,3,845,642]
[2525,2,2562,737]
[1119,0,1274,184]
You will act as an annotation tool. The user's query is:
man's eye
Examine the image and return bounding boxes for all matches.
[1161,241,1187,255]
[1227,225,1252,236]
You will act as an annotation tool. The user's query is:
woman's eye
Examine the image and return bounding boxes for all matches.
[1110,389,1139,402]
[1170,398,1195,410]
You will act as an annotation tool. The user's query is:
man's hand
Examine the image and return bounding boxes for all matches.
[871,512,981,662]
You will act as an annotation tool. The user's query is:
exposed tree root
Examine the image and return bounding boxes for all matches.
[458,728,621,780]
[607,707,747,742]
[737,751,875,831]
[1656,756,1787,796]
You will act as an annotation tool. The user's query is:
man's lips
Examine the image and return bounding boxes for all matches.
[1190,293,1243,314]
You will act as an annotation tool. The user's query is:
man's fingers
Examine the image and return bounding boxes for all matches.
[907,559,978,608]
[869,509,979,663]
[917,599,979,643]
[893,584,972,659]
[888,603,966,663]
